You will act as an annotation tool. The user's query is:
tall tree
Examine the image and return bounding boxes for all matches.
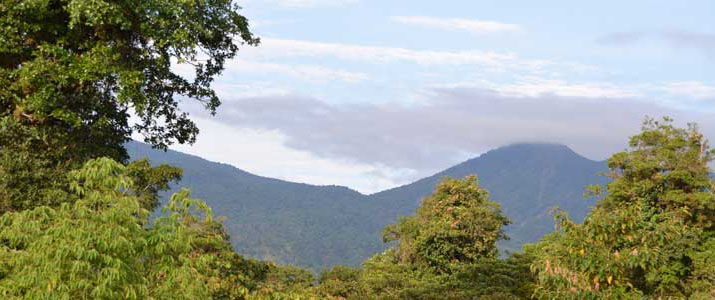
[532,117,715,299]
[382,175,510,273]
[0,0,258,211]
[318,176,533,300]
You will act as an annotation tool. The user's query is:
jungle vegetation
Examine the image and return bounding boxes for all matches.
[0,0,712,298]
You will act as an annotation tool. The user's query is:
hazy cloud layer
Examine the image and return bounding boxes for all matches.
[207,88,715,173]
[244,0,358,8]
[595,32,647,45]
[662,31,715,58]
[225,59,369,83]
[597,30,715,58]
[390,16,521,34]
[246,38,597,76]
[658,81,715,100]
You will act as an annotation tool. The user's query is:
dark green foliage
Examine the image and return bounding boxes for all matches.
[0,0,257,211]
[262,265,315,295]
[126,158,182,210]
[446,253,536,299]
[317,266,364,299]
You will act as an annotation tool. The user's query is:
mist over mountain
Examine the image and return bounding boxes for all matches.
[128,141,608,272]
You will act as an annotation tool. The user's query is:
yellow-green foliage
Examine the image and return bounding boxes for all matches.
[0,158,275,299]
[315,176,535,300]
[382,176,511,273]
[532,117,715,299]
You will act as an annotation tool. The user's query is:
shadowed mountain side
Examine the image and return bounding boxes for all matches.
[369,143,609,253]
[127,141,378,272]
[127,141,608,271]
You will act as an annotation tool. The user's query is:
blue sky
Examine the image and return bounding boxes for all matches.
[165,0,715,193]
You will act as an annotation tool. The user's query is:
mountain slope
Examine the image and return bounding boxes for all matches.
[127,142,608,271]
[369,143,609,253]
[127,142,379,272]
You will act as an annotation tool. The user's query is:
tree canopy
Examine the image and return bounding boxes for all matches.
[1,0,713,298]
[382,176,511,273]
[532,117,715,299]
[314,176,534,300]
[0,0,258,211]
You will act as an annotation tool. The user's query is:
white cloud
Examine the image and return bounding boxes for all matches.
[249,19,296,29]
[596,30,715,59]
[658,81,715,100]
[225,59,369,83]
[207,89,715,177]
[244,0,358,8]
[390,16,521,34]
[169,117,413,194]
[430,78,644,99]
[242,38,599,77]
[494,79,644,98]
[248,38,515,67]
[211,83,293,100]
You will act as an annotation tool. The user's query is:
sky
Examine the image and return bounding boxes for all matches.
[159,0,715,194]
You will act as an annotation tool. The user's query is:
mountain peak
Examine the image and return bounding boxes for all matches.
[478,142,588,163]
[493,142,576,153]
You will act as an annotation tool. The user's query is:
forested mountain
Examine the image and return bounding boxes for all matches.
[127,141,608,272]
[370,143,609,253]
[127,142,374,272]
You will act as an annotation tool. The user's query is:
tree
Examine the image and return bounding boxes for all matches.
[315,176,533,300]
[0,158,292,299]
[125,158,182,210]
[0,0,258,211]
[532,117,715,299]
[316,266,364,299]
[382,176,511,273]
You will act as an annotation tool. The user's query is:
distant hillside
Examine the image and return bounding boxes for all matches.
[127,142,376,272]
[127,142,608,272]
[369,143,609,253]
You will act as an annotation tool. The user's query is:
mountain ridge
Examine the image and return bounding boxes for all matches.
[127,142,366,195]
[127,141,609,272]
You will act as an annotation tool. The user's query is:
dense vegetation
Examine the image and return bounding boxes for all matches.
[531,118,715,299]
[1,0,713,298]
[307,118,715,300]
[313,176,536,299]
[0,0,257,212]
[127,141,607,272]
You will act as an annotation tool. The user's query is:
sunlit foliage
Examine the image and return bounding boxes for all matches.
[532,117,715,299]
[315,176,535,299]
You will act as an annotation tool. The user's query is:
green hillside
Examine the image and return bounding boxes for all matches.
[127,142,376,272]
[128,142,608,272]
[370,143,610,253]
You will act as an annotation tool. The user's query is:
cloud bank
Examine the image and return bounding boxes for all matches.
[206,87,715,175]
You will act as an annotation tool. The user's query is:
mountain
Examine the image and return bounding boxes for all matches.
[127,142,376,272]
[368,143,609,253]
[127,142,608,272]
